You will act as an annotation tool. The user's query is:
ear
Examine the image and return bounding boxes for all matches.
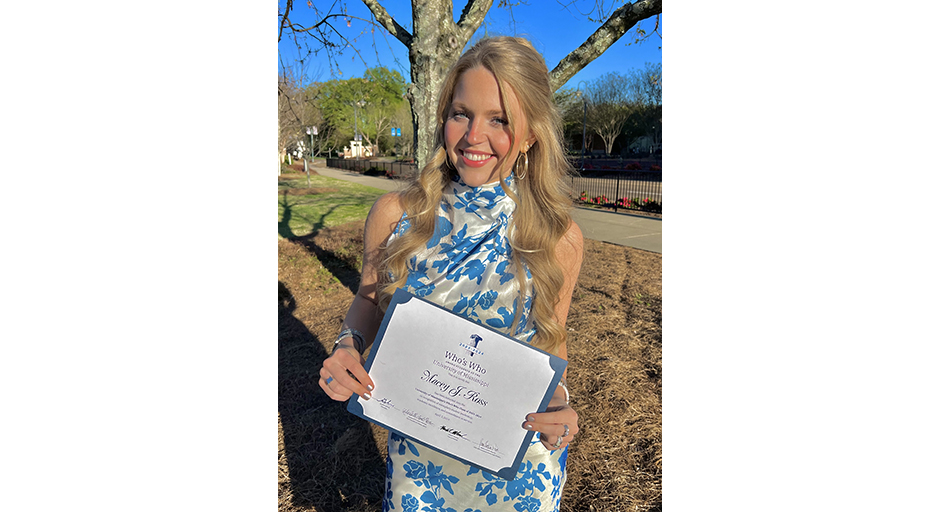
[522,133,537,153]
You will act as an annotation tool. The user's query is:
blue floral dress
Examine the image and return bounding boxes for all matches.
[382,174,568,512]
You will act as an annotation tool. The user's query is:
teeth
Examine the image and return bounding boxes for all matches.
[463,151,490,161]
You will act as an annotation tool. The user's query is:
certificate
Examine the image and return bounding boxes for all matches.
[347,288,567,481]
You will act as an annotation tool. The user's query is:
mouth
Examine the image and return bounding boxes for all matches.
[459,149,494,168]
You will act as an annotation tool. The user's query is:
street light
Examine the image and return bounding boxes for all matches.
[302,127,313,187]
[306,127,313,160]
[650,125,656,156]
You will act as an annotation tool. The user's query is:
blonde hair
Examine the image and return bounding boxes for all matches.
[379,37,574,355]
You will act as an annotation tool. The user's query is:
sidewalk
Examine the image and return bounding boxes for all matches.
[308,162,662,254]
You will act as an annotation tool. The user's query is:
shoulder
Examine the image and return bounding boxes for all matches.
[555,220,584,269]
[366,192,406,232]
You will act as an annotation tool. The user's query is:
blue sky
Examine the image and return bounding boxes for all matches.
[278,0,662,90]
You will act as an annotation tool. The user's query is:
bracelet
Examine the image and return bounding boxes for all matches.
[333,328,365,354]
[558,378,570,405]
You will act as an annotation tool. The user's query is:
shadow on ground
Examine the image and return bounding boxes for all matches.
[279,281,385,511]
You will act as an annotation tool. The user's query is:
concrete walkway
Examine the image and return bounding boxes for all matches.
[306,162,662,254]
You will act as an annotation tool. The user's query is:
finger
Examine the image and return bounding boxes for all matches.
[319,374,353,401]
[319,366,356,400]
[526,408,577,426]
[538,432,569,452]
[525,414,579,439]
[523,414,579,451]
[340,349,375,394]
[322,350,373,399]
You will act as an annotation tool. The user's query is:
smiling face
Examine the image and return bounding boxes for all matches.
[444,66,531,187]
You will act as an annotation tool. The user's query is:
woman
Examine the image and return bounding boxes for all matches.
[319,36,583,511]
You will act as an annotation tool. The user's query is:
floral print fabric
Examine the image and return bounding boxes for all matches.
[383,174,567,511]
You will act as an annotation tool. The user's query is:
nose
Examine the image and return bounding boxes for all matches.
[466,118,485,145]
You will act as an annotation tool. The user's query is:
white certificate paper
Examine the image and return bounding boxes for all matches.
[347,288,566,480]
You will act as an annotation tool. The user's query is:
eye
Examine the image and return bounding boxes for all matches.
[450,110,468,119]
[492,117,508,126]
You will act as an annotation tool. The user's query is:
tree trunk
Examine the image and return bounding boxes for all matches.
[408,1,463,167]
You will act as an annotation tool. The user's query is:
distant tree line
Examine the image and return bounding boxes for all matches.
[555,62,662,159]
[279,65,413,161]
[280,61,661,163]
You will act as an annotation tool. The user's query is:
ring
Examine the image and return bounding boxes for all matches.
[562,424,570,438]
[326,377,334,385]
[551,436,563,449]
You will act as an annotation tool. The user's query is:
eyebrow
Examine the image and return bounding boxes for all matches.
[450,101,505,117]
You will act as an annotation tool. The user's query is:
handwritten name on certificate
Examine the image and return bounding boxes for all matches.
[347,288,567,481]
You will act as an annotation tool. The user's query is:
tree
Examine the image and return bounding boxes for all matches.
[279,0,663,167]
[315,67,407,157]
[584,71,633,156]
[302,83,340,157]
[620,62,661,154]
[278,67,304,164]
[359,67,407,156]
[554,87,585,154]
[634,62,661,150]
[389,101,414,158]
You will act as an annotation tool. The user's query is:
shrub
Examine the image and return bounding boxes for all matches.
[650,165,661,172]
[612,197,662,213]
[625,162,642,170]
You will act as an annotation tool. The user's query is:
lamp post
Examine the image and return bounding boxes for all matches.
[306,127,314,160]
[312,125,318,157]
[392,127,401,157]
[650,125,656,156]
[302,127,312,186]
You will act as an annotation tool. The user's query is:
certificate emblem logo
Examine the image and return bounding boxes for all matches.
[461,334,484,357]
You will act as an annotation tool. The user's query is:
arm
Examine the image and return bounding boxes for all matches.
[319,192,405,402]
[524,220,584,450]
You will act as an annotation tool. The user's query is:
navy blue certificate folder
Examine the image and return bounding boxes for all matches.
[347,288,567,481]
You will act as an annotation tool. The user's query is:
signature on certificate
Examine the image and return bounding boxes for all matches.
[401,409,431,426]
[440,425,466,438]
[478,439,500,454]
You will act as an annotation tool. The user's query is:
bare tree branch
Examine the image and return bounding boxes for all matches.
[279,0,293,43]
[548,0,662,91]
[361,0,414,47]
[456,0,494,41]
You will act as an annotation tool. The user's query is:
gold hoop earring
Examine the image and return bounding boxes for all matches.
[516,151,528,180]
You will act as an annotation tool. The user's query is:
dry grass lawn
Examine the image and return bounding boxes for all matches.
[278,214,662,511]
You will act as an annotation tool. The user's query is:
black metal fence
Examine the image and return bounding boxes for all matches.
[570,170,662,214]
[325,158,662,214]
[326,158,418,179]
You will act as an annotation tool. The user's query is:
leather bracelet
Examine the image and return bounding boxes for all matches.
[333,328,365,354]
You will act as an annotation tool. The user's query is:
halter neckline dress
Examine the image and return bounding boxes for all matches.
[382,174,568,512]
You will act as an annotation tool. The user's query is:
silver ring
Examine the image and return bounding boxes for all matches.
[551,436,563,449]
[562,424,570,438]
[326,377,334,385]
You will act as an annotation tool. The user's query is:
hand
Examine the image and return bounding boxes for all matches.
[522,384,579,451]
[319,344,375,402]
[524,405,579,451]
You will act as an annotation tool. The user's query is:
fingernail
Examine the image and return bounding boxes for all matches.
[527,415,535,422]
[363,392,372,400]
[524,423,532,430]
[367,384,374,391]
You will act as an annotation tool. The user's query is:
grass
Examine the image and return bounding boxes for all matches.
[278,175,386,239]
[278,170,662,511]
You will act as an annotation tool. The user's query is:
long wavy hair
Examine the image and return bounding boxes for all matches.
[379,37,574,355]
